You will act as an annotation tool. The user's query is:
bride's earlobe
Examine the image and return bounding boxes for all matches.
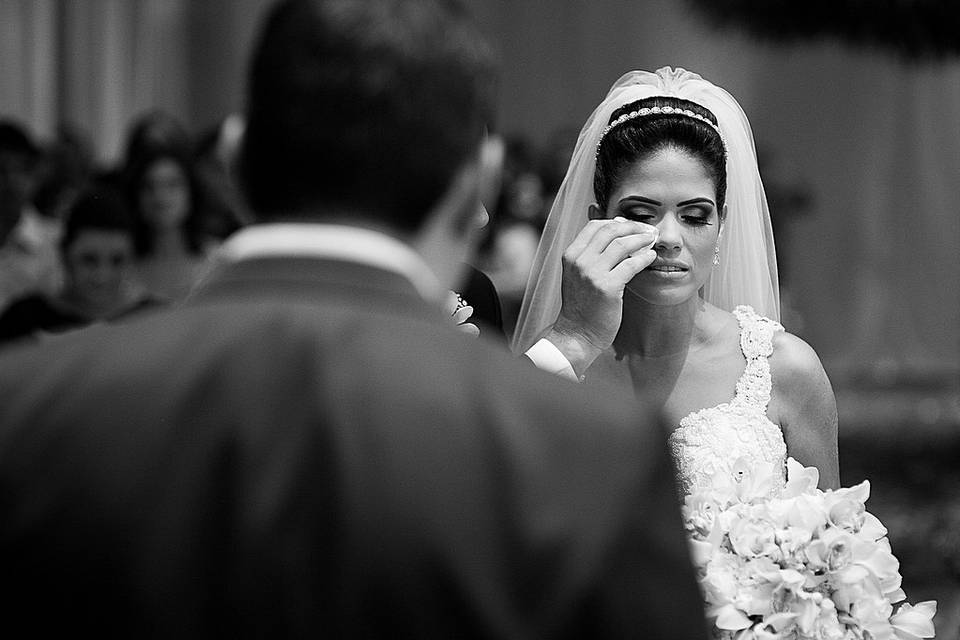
[588,203,604,220]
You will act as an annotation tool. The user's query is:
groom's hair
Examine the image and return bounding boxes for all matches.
[239,0,498,232]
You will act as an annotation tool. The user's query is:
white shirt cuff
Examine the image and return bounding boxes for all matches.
[524,338,580,383]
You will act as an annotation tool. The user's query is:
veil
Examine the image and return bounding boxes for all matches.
[511,67,780,354]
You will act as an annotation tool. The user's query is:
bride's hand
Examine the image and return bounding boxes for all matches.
[548,217,657,371]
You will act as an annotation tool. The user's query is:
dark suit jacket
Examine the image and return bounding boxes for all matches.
[458,262,506,346]
[0,251,707,639]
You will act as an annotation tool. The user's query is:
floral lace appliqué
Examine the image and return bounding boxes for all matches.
[668,305,787,497]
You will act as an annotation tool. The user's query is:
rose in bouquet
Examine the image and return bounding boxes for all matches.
[683,457,937,639]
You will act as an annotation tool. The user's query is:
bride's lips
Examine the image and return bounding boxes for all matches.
[646,260,690,277]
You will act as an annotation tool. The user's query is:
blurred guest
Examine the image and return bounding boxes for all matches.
[495,134,549,229]
[124,109,193,163]
[125,148,219,302]
[97,109,193,192]
[0,187,161,344]
[0,119,62,313]
[539,123,580,213]
[32,122,97,225]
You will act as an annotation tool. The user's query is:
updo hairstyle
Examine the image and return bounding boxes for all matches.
[593,96,727,214]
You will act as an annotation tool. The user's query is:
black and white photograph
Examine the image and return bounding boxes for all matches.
[0,1,956,637]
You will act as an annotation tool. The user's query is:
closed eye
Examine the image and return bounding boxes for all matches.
[680,204,714,226]
[620,207,658,223]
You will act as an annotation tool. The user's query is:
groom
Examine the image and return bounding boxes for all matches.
[0,0,707,637]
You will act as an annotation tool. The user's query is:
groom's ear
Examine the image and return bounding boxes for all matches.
[588,203,605,220]
[478,134,504,214]
[444,135,504,237]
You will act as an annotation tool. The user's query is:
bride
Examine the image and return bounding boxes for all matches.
[512,67,840,494]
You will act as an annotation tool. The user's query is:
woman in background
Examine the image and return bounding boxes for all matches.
[125,148,219,302]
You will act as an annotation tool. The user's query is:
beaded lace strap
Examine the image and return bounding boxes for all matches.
[731,305,784,409]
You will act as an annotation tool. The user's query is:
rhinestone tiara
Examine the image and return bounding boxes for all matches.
[595,105,725,156]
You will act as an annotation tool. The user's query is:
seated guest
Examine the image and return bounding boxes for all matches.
[0,120,62,313]
[0,187,161,344]
[124,148,220,302]
[96,108,193,193]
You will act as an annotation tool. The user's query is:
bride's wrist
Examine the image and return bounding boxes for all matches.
[544,321,606,379]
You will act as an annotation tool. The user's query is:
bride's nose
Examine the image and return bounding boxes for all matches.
[654,214,682,252]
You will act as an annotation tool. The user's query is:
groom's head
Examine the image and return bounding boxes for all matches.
[239,0,498,241]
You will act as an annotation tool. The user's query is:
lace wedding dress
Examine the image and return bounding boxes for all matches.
[668,305,788,497]
[668,306,939,637]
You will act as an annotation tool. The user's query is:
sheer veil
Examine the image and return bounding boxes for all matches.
[511,67,780,354]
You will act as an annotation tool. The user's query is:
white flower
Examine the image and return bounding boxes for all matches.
[703,553,744,608]
[774,526,812,565]
[890,601,937,639]
[682,457,937,640]
[700,457,777,507]
[684,491,722,538]
[729,517,779,560]
[783,457,820,498]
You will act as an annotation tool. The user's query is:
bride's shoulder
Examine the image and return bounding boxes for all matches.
[727,304,826,383]
[770,330,831,391]
[768,330,837,430]
[766,327,840,489]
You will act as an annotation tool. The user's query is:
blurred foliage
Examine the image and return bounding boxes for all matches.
[688,0,960,60]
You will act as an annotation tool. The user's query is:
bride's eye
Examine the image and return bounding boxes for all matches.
[681,206,713,226]
[622,208,656,223]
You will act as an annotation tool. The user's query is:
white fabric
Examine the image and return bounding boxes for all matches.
[524,338,580,382]
[212,223,444,303]
[511,67,780,355]
[668,305,787,497]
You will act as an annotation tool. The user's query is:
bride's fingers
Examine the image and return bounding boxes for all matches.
[564,218,620,259]
[583,218,656,259]
[609,249,658,284]
[596,230,658,270]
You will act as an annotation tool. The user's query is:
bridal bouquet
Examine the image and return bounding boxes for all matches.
[683,457,937,639]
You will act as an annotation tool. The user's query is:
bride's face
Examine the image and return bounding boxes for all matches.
[602,146,721,307]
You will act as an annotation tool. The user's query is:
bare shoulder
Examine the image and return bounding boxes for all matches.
[768,329,841,488]
[769,331,832,394]
[768,329,836,419]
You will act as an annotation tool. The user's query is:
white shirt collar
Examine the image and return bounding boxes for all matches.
[214,223,444,302]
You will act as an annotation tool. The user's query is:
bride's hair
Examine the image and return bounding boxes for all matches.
[594,96,727,214]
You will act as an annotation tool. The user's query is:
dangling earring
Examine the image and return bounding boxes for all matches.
[713,244,720,266]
